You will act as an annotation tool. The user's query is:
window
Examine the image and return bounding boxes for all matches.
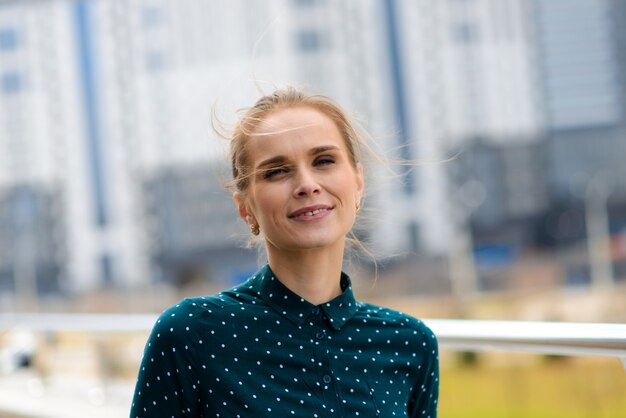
[0,28,17,51]
[296,30,321,52]
[454,22,477,44]
[1,72,22,94]
[100,253,114,286]
[142,7,161,28]
[291,0,319,7]
[145,51,165,71]
[408,221,420,253]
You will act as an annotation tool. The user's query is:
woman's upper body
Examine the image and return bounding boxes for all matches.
[130,87,439,417]
[130,264,439,417]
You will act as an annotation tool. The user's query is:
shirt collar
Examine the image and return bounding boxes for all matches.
[252,264,358,330]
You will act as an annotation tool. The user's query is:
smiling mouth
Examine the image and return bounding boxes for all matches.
[288,206,334,219]
[301,208,328,216]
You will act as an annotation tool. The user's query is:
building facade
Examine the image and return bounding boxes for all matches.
[1,0,625,299]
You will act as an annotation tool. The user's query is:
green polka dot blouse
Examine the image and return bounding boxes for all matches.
[131,264,439,417]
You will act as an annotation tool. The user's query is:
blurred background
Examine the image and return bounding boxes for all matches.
[0,0,625,417]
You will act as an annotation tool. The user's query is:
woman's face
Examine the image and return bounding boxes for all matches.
[236,106,364,253]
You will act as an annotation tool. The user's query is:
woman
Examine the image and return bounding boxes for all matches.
[130,87,439,417]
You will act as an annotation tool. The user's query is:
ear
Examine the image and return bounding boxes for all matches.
[233,192,250,221]
[355,162,365,202]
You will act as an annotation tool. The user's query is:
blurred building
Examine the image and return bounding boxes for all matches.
[0,185,65,306]
[0,0,283,298]
[1,0,625,300]
[142,164,256,287]
[535,0,626,201]
[0,2,84,304]
[284,0,544,257]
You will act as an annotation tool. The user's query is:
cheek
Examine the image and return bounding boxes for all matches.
[250,185,283,221]
[335,176,359,204]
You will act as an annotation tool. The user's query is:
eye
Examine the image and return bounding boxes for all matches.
[263,166,289,179]
[314,156,336,166]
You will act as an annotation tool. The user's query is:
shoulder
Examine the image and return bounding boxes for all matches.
[148,280,260,338]
[357,301,438,347]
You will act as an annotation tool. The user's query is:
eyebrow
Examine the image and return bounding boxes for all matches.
[255,145,341,169]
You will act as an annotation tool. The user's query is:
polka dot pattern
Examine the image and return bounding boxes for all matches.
[131,264,439,417]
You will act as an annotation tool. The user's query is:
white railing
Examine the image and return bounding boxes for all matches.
[427,319,626,365]
[1,314,625,367]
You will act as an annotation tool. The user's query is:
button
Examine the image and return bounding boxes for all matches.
[315,330,326,340]
[322,374,332,384]
[312,307,321,315]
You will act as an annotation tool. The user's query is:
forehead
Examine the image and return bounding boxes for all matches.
[247,107,346,159]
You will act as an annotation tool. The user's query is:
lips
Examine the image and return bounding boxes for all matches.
[288,205,334,219]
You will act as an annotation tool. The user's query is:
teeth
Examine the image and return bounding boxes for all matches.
[302,208,326,216]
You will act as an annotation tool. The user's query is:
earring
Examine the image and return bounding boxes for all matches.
[246,216,260,236]
[355,200,361,213]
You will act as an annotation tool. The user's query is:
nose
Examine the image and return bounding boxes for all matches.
[293,168,321,198]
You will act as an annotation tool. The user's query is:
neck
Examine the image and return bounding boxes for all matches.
[266,241,345,306]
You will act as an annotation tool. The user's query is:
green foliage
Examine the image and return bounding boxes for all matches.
[439,356,626,418]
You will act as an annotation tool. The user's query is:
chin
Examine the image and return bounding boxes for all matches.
[270,232,344,251]
[298,240,336,250]
[295,233,347,250]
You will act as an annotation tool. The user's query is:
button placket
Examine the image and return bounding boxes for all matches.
[305,307,343,414]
